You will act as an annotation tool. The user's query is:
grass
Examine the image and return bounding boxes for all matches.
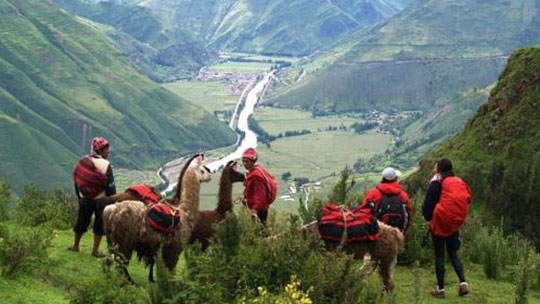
[0,229,148,304]
[208,61,274,72]
[255,107,362,135]
[2,227,540,303]
[163,81,238,114]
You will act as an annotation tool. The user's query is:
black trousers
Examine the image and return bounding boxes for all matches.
[257,210,268,224]
[73,198,105,235]
[432,232,466,289]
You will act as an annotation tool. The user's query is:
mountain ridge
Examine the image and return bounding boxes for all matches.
[0,0,236,191]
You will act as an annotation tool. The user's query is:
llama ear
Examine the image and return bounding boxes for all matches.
[195,154,204,165]
[232,161,238,170]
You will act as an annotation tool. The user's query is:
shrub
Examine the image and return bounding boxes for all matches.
[15,185,77,229]
[152,210,367,303]
[327,167,357,205]
[514,249,540,304]
[69,257,148,304]
[0,222,53,277]
[0,181,11,221]
[401,192,431,265]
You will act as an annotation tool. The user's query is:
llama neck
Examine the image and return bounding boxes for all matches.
[216,176,233,216]
[179,169,200,219]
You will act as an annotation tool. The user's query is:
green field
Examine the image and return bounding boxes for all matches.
[255,107,363,135]
[163,81,238,114]
[208,61,273,72]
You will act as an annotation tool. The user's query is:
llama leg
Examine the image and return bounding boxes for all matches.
[162,242,182,273]
[147,257,155,283]
[378,255,396,293]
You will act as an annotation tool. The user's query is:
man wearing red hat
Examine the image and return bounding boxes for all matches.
[241,147,277,224]
[69,137,116,257]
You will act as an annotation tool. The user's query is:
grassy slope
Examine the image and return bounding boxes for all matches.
[271,0,540,111]
[2,228,540,303]
[387,86,492,168]
[406,46,540,244]
[0,0,236,191]
[53,0,211,81]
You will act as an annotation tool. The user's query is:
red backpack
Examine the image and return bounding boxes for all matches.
[72,155,107,198]
[318,204,379,243]
[430,176,471,237]
[126,185,162,205]
[253,164,278,204]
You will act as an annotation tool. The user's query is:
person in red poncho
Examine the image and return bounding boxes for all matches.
[241,148,276,224]
[69,137,116,258]
[423,158,470,298]
[359,167,412,233]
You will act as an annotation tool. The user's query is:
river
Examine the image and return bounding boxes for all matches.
[159,72,274,194]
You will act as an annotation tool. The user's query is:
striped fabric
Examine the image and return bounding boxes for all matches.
[318,204,379,242]
[73,155,108,199]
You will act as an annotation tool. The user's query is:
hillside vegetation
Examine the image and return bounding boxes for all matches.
[53,0,212,82]
[271,0,540,111]
[406,46,540,247]
[0,0,236,191]
[74,0,412,58]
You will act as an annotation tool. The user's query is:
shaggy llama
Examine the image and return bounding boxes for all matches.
[103,154,211,283]
[304,220,404,292]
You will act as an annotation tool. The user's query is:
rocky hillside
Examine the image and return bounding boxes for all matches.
[0,0,236,190]
[406,46,540,246]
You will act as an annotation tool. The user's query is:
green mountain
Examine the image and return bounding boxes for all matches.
[108,0,412,56]
[0,0,236,191]
[53,0,212,82]
[406,46,540,246]
[271,0,540,111]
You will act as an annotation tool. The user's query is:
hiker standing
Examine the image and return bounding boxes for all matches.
[241,148,277,224]
[423,158,470,298]
[360,167,412,233]
[69,137,116,258]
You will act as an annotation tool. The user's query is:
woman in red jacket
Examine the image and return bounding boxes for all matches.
[423,158,470,298]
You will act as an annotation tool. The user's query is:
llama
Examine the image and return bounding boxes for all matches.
[303,220,404,292]
[102,154,211,283]
[189,160,245,249]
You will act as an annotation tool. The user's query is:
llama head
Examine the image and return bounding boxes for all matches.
[190,154,212,183]
[222,160,245,184]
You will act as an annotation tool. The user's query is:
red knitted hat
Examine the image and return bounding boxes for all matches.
[242,148,258,160]
[91,137,109,152]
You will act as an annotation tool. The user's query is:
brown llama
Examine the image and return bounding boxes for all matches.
[102,154,211,283]
[189,160,245,249]
[303,220,404,292]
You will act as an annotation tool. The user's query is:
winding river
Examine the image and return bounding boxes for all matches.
[159,71,273,194]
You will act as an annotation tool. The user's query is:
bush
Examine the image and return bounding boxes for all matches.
[0,222,53,277]
[514,249,540,304]
[151,209,368,303]
[0,181,11,221]
[14,185,77,229]
[70,257,148,304]
[401,192,432,265]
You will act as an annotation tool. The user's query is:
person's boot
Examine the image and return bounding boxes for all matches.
[431,286,445,298]
[459,282,469,296]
